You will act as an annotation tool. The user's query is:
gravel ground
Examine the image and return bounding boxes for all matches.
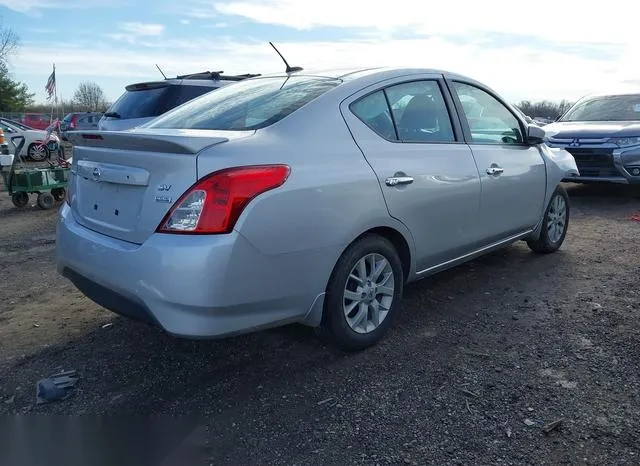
[0,176,639,465]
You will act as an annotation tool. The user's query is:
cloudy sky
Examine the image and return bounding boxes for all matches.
[1,0,638,105]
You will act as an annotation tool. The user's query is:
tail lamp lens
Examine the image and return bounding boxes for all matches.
[157,165,290,235]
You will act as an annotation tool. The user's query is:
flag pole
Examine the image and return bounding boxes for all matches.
[50,63,56,123]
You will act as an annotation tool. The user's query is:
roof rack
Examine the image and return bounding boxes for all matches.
[175,71,262,81]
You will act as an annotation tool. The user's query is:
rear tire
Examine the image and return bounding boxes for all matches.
[319,234,404,352]
[37,192,55,210]
[11,192,28,208]
[527,185,570,253]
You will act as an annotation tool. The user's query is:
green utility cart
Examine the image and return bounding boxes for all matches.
[1,135,70,210]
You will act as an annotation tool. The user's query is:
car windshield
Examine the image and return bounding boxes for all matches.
[144,76,342,131]
[560,94,640,122]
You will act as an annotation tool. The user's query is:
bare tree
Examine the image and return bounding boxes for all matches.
[0,16,20,64]
[72,81,109,111]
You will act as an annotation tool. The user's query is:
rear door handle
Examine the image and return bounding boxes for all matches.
[486,166,504,175]
[385,176,414,186]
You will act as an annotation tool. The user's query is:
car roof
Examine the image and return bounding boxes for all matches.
[248,66,482,85]
[575,88,640,101]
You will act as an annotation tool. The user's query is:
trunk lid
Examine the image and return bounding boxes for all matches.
[66,129,252,244]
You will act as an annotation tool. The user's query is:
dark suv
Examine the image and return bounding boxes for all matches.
[544,91,640,185]
[98,70,261,132]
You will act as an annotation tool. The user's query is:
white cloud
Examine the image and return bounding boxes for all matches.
[106,22,165,44]
[213,0,637,46]
[12,35,640,105]
[118,22,164,36]
[0,0,108,16]
[180,19,191,25]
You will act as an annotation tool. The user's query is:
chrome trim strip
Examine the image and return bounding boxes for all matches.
[416,230,533,276]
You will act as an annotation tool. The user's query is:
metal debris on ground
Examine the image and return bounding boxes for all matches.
[35,369,79,405]
[524,418,545,427]
[541,418,563,434]
[458,387,479,398]
[102,322,114,329]
[317,397,334,406]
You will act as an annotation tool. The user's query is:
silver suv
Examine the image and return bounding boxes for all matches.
[98,71,260,131]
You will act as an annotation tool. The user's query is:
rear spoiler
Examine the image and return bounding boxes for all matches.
[65,130,234,155]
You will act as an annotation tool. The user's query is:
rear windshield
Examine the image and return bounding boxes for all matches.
[144,76,342,131]
[560,94,640,122]
[106,84,218,119]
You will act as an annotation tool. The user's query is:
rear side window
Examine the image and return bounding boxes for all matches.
[145,76,342,131]
[350,80,456,143]
[350,91,397,140]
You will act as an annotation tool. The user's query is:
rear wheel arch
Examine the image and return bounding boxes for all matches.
[332,225,413,285]
[318,229,409,351]
[357,227,412,282]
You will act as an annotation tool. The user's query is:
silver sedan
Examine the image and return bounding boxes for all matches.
[57,67,578,351]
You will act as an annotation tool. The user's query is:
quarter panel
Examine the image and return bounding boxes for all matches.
[195,108,416,268]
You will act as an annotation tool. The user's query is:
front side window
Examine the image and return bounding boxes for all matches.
[560,94,640,122]
[452,82,523,145]
[145,76,342,131]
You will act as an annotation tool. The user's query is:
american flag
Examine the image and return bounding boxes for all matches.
[45,64,56,100]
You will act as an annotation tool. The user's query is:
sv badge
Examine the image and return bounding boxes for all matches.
[157,184,172,191]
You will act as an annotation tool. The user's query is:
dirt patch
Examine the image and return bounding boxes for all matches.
[0,181,639,465]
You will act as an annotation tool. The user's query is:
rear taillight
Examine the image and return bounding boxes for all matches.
[0,129,5,144]
[156,165,290,235]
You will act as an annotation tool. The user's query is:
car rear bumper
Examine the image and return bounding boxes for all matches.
[56,203,328,339]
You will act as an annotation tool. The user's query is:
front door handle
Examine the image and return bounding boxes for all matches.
[486,166,504,175]
[385,176,414,186]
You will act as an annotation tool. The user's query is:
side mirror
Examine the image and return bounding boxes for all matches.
[526,124,545,145]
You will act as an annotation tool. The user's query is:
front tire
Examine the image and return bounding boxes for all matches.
[319,234,404,351]
[527,185,570,253]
